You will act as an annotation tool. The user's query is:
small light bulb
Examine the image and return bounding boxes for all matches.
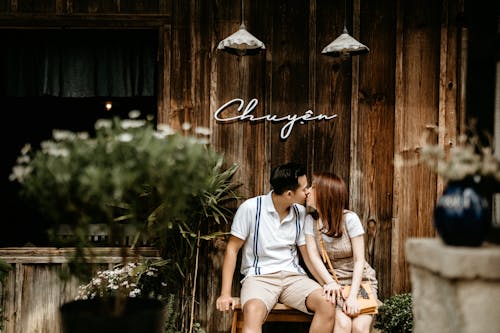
[105,102,112,111]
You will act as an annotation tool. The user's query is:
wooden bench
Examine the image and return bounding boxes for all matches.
[231,297,312,333]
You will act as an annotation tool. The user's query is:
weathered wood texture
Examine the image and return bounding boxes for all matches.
[0,247,160,333]
[392,0,446,294]
[0,0,470,331]
[352,0,396,299]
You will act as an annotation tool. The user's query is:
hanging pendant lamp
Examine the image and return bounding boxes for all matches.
[217,0,265,56]
[321,0,369,58]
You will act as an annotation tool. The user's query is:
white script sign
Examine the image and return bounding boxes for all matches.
[214,98,337,139]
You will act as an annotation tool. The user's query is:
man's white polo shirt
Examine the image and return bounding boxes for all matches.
[230,191,307,279]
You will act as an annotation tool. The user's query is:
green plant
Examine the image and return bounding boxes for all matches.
[374,293,413,333]
[157,159,241,333]
[13,112,219,238]
[10,112,225,267]
[10,111,241,332]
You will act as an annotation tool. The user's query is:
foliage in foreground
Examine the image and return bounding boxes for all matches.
[10,111,242,333]
[374,293,413,333]
[10,112,222,252]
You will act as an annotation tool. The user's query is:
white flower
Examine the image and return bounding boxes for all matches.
[194,127,212,136]
[129,288,141,298]
[121,119,146,129]
[181,122,192,131]
[117,133,133,142]
[20,144,31,155]
[74,261,167,301]
[95,119,112,129]
[9,165,32,182]
[155,124,175,137]
[77,132,89,140]
[53,130,76,141]
[128,110,141,119]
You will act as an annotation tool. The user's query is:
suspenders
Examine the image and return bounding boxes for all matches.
[252,197,300,275]
[252,196,262,275]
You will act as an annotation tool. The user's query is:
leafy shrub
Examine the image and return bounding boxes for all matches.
[10,112,222,249]
[374,293,413,333]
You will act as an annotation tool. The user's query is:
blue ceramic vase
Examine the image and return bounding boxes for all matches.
[434,178,491,246]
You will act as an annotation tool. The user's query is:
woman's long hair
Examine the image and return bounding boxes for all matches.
[312,172,348,237]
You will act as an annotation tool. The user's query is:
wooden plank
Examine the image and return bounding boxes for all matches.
[0,14,171,27]
[0,247,161,263]
[437,0,460,195]
[352,0,396,300]
[157,24,171,124]
[392,0,442,294]
[169,0,195,131]
[314,0,351,179]
[211,0,270,200]
[268,0,312,169]
[0,268,16,333]
[211,0,246,184]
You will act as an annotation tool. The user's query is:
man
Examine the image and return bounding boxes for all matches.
[216,162,335,333]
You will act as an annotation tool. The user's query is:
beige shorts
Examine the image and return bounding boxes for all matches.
[240,271,321,314]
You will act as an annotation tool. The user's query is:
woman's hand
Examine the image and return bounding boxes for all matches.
[342,293,360,317]
[322,281,342,303]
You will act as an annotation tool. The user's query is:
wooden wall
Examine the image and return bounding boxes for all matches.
[1,0,491,332]
[0,247,160,333]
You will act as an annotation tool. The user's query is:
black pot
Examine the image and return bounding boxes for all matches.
[60,297,166,333]
[434,178,491,246]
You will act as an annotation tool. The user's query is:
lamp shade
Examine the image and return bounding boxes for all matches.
[217,23,265,56]
[321,27,369,57]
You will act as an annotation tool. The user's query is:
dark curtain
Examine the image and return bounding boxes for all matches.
[1,29,156,97]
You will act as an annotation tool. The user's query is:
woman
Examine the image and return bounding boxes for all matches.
[304,172,379,333]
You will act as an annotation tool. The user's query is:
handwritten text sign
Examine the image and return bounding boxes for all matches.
[214,98,337,139]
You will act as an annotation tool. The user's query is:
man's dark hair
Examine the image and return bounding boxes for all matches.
[270,162,306,195]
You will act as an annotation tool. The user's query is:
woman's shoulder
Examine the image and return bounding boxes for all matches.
[343,209,360,220]
[343,210,364,236]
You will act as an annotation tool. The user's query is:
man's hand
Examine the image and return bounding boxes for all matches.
[216,295,238,312]
[322,281,342,303]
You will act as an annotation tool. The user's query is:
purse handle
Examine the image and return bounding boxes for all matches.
[316,219,340,284]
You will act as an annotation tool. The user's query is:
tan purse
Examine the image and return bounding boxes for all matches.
[316,219,378,315]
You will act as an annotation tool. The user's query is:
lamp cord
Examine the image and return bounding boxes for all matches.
[343,0,347,30]
[241,0,244,25]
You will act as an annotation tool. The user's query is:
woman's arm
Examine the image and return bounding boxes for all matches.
[304,235,342,302]
[343,235,365,316]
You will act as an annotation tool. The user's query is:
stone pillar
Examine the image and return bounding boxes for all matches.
[405,238,500,333]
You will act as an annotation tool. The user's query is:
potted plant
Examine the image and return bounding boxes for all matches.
[374,293,413,333]
[9,111,241,332]
[61,259,170,333]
